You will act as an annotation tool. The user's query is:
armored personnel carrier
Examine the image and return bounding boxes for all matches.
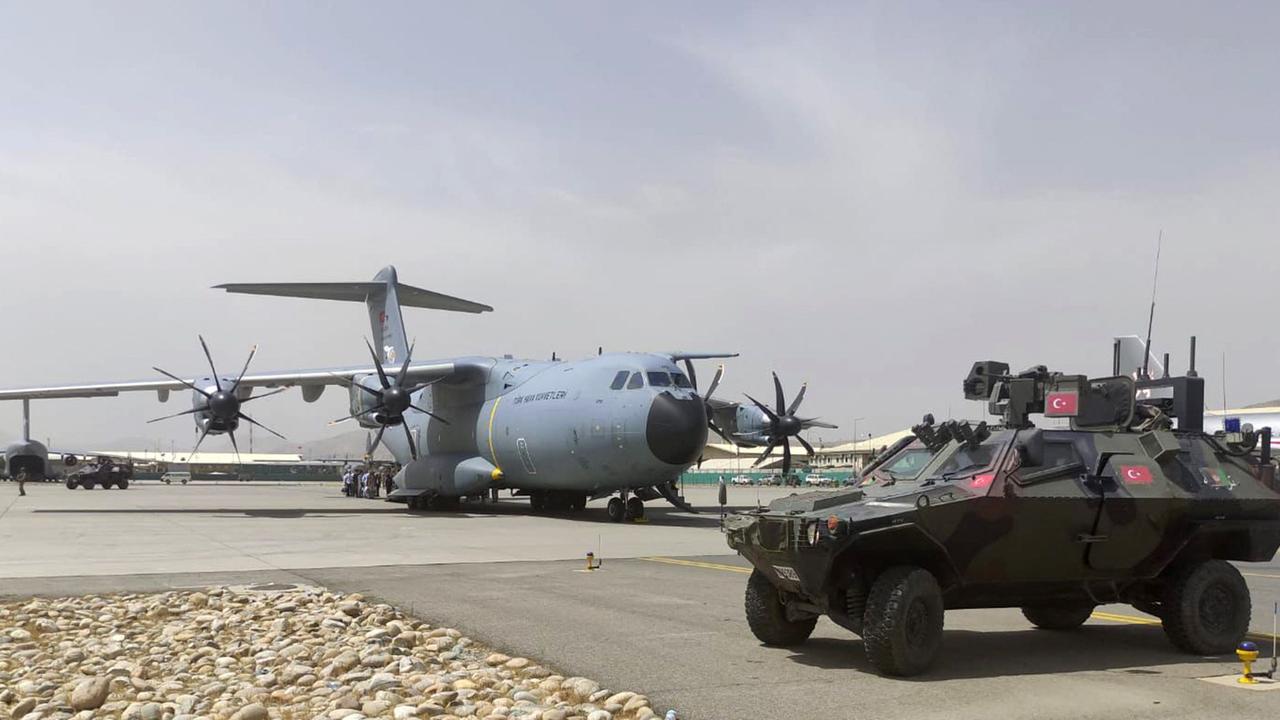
[726,342,1280,676]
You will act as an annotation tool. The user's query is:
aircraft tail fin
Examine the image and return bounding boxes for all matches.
[214,266,493,365]
[1115,335,1164,379]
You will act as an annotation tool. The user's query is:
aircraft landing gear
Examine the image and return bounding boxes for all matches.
[607,492,645,522]
[529,490,547,512]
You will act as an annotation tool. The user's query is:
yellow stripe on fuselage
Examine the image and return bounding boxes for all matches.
[487,395,503,471]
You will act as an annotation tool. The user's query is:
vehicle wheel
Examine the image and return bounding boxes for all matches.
[744,568,816,646]
[79,479,94,490]
[862,566,945,677]
[117,478,129,490]
[65,478,78,490]
[529,491,546,512]
[1021,604,1094,630]
[606,497,625,523]
[625,497,645,520]
[181,479,188,485]
[1162,560,1250,655]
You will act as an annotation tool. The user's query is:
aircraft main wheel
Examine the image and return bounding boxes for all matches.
[1021,604,1094,630]
[744,568,815,646]
[625,497,644,520]
[606,497,625,523]
[1162,559,1250,655]
[862,565,944,677]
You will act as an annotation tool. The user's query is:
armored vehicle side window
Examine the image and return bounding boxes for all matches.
[626,372,644,389]
[672,372,693,388]
[647,371,672,387]
[883,448,935,479]
[610,371,629,390]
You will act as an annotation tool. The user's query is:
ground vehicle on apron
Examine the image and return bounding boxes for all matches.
[727,346,1280,676]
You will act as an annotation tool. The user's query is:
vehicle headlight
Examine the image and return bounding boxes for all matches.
[807,521,822,546]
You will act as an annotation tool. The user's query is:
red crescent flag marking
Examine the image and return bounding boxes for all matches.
[1119,465,1153,484]
[1044,391,1079,417]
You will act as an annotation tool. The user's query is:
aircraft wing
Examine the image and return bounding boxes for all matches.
[0,361,473,401]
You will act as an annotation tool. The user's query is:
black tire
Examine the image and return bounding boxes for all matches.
[1161,560,1251,655]
[606,497,625,523]
[862,566,944,677]
[117,478,129,490]
[1021,604,1094,630]
[625,497,645,520]
[79,479,94,490]
[65,478,78,490]
[569,494,587,512]
[744,568,816,646]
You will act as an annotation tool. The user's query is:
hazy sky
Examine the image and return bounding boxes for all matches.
[2,2,1279,450]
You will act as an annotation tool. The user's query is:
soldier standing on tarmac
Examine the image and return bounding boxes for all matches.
[16,468,27,496]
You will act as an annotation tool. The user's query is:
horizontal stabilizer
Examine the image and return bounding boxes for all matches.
[213,281,493,314]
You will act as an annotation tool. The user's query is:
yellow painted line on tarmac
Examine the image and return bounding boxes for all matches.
[639,556,752,574]
[1092,610,1280,643]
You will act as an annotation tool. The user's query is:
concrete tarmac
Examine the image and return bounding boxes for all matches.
[4,481,1280,719]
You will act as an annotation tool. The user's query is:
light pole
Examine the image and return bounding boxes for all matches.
[851,417,865,472]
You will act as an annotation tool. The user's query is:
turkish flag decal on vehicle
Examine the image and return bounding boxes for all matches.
[1118,465,1153,485]
[1044,391,1079,417]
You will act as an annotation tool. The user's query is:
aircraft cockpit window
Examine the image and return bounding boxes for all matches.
[610,371,629,390]
[647,372,672,387]
[626,372,645,389]
[671,372,692,388]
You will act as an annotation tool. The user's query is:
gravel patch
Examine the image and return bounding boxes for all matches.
[0,584,657,720]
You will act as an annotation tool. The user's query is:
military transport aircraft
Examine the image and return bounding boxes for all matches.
[0,266,776,521]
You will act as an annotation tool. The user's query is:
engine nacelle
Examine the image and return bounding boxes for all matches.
[348,374,386,429]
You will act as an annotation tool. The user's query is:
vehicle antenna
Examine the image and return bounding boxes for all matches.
[1141,230,1162,380]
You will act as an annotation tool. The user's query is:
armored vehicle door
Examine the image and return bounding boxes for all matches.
[1083,439,1180,572]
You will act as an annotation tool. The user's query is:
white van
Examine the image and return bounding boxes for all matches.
[161,471,191,485]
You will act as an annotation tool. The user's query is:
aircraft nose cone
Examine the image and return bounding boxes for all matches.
[646,392,708,466]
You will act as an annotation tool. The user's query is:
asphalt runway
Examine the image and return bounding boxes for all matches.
[4,481,1280,719]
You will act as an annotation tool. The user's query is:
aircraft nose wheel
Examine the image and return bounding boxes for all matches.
[606,497,626,523]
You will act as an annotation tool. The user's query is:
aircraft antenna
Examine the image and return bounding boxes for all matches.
[1141,231,1162,380]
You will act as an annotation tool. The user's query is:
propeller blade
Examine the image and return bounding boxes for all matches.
[753,440,778,468]
[403,422,418,460]
[408,404,451,425]
[328,405,384,426]
[396,342,416,389]
[801,419,839,429]
[744,393,779,423]
[230,345,258,394]
[365,431,374,456]
[227,429,241,465]
[199,335,222,391]
[327,372,383,399]
[236,412,286,440]
[704,364,724,402]
[797,435,816,457]
[708,420,731,443]
[154,367,210,398]
[782,439,792,475]
[683,359,697,390]
[240,387,289,404]
[364,337,391,389]
[772,372,786,416]
[190,424,213,457]
[787,383,808,416]
[146,407,201,424]
[369,425,387,456]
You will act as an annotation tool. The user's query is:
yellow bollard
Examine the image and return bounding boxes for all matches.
[585,552,601,571]
[1238,641,1260,684]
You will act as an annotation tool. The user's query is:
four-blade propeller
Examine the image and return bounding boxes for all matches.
[149,336,286,460]
[329,339,448,460]
[744,372,837,475]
